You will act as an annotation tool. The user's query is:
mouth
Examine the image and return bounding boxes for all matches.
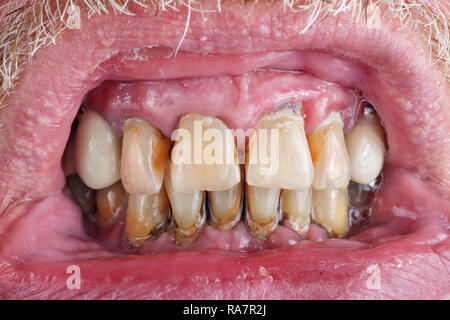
[0,1,449,299]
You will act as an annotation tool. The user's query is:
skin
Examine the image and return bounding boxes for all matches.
[0,0,448,299]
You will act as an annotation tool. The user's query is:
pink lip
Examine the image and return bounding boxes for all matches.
[0,2,448,299]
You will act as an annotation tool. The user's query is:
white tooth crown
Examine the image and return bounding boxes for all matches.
[121,117,171,195]
[75,110,121,190]
[345,110,386,184]
[246,107,314,190]
[308,112,350,190]
[170,114,240,193]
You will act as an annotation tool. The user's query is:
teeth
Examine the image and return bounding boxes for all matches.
[308,112,350,190]
[280,188,312,237]
[170,114,240,193]
[208,178,243,231]
[345,109,386,184]
[66,174,97,218]
[121,117,171,195]
[165,162,206,246]
[62,134,76,176]
[246,106,314,189]
[75,111,121,190]
[96,181,127,231]
[126,187,169,248]
[245,185,280,240]
[312,189,349,237]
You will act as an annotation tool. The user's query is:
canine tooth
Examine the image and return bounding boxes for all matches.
[312,189,349,237]
[208,178,243,231]
[246,106,314,189]
[165,162,206,246]
[121,117,171,195]
[170,114,240,193]
[66,174,96,218]
[96,181,127,231]
[281,188,312,237]
[308,112,350,190]
[75,110,121,190]
[345,109,386,184]
[245,185,280,240]
[126,188,169,248]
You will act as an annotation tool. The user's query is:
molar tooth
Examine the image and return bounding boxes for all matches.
[96,181,127,231]
[126,188,169,248]
[165,162,206,246]
[170,114,240,193]
[345,109,386,184]
[75,110,121,189]
[245,185,280,240]
[280,188,312,237]
[308,112,350,190]
[208,178,243,231]
[246,106,314,189]
[121,117,171,195]
[312,189,349,237]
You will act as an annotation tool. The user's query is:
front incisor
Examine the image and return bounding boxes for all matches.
[281,188,312,237]
[165,162,206,246]
[246,185,280,240]
[121,117,171,195]
[246,107,314,190]
[96,181,127,231]
[75,110,121,190]
[126,188,169,248]
[308,112,350,190]
[170,114,240,193]
[345,109,386,184]
[312,189,349,237]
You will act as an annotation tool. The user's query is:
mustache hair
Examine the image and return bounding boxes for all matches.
[0,0,448,98]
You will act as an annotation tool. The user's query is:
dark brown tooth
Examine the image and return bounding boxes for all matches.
[125,187,170,248]
[348,175,382,207]
[96,181,127,231]
[62,134,76,176]
[66,174,96,219]
[245,184,280,240]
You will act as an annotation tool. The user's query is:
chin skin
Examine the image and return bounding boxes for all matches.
[0,0,448,300]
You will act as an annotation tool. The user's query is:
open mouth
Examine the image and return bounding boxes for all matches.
[0,1,449,299]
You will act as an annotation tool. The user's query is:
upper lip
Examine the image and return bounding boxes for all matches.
[0,1,448,299]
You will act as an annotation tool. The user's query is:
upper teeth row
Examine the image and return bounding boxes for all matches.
[69,103,386,246]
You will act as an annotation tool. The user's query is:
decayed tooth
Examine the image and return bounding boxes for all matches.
[345,109,386,184]
[75,110,121,190]
[246,106,314,190]
[208,178,243,231]
[245,185,280,240]
[126,188,169,248]
[121,117,171,195]
[312,189,349,237]
[170,114,240,193]
[96,181,127,231]
[66,174,96,218]
[308,112,350,190]
[62,134,76,176]
[280,188,312,237]
[165,162,206,246]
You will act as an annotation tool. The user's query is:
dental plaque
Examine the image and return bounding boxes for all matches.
[63,70,387,252]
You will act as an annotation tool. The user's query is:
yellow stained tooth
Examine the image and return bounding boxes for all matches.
[245,184,280,240]
[170,113,240,193]
[75,110,121,190]
[281,188,312,237]
[308,112,350,190]
[96,181,127,231]
[345,108,386,184]
[121,117,171,195]
[165,162,206,246]
[246,106,314,190]
[126,187,169,248]
[208,179,243,231]
[312,189,349,237]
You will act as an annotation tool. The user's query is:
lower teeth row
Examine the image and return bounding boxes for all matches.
[63,103,386,248]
